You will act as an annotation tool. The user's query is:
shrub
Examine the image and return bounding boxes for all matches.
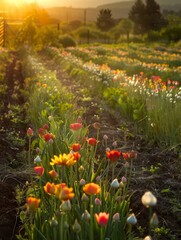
[58,34,77,48]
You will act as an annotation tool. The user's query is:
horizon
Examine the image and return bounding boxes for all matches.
[25,0,132,8]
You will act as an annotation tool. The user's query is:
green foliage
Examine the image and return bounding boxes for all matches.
[38,26,60,47]
[58,34,77,48]
[16,16,39,47]
[103,87,146,122]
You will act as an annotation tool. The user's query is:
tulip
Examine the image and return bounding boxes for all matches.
[141,191,157,208]
[95,212,109,227]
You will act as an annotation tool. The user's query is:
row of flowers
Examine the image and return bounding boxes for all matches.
[17,48,159,239]
[23,120,158,240]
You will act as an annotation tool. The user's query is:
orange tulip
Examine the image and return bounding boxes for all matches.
[44,182,56,195]
[83,183,101,195]
[26,197,40,212]
[55,183,74,200]
[48,170,58,178]
[95,212,109,226]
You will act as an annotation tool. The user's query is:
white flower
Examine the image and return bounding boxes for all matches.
[141,191,157,208]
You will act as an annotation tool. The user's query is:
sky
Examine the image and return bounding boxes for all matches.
[24,0,131,8]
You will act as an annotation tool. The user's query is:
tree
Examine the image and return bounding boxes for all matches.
[110,19,134,43]
[144,0,166,31]
[96,8,114,31]
[129,0,166,34]
[128,0,146,34]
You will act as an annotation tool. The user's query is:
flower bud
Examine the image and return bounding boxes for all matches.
[27,128,33,137]
[79,165,84,172]
[113,212,120,222]
[81,193,89,202]
[50,217,58,227]
[103,135,108,140]
[121,176,127,183]
[96,176,101,182]
[79,179,86,186]
[112,141,117,147]
[60,200,71,211]
[127,213,137,225]
[95,198,101,206]
[72,219,81,233]
[82,210,90,222]
[34,155,42,163]
[111,179,119,188]
[150,213,159,228]
[141,191,157,208]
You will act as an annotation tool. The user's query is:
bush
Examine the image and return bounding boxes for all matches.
[58,34,77,48]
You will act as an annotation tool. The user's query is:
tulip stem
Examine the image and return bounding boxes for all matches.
[90,195,94,240]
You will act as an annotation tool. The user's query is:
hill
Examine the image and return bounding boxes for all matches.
[46,0,181,23]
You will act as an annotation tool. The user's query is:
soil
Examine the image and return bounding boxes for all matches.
[0,52,181,240]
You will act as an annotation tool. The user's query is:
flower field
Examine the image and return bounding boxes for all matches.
[0,44,181,240]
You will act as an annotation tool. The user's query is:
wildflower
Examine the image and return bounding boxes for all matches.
[27,128,33,137]
[44,182,56,195]
[113,212,120,222]
[82,210,90,222]
[55,184,74,201]
[43,133,54,142]
[70,122,82,131]
[111,179,119,188]
[83,183,101,195]
[34,155,41,163]
[71,143,81,152]
[87,138,98,146]
[95,212,109,227]
[141,191,157,208]
[26,197,40,212]
[95,198,102,206]
[127,213,137,225]
[48,170,58,178]
[72,219,81,233]
[34,166,44,176]
[106,150,121,162]
[50,153,77,166]
[150,213,159,228]
[60,200,71,211]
